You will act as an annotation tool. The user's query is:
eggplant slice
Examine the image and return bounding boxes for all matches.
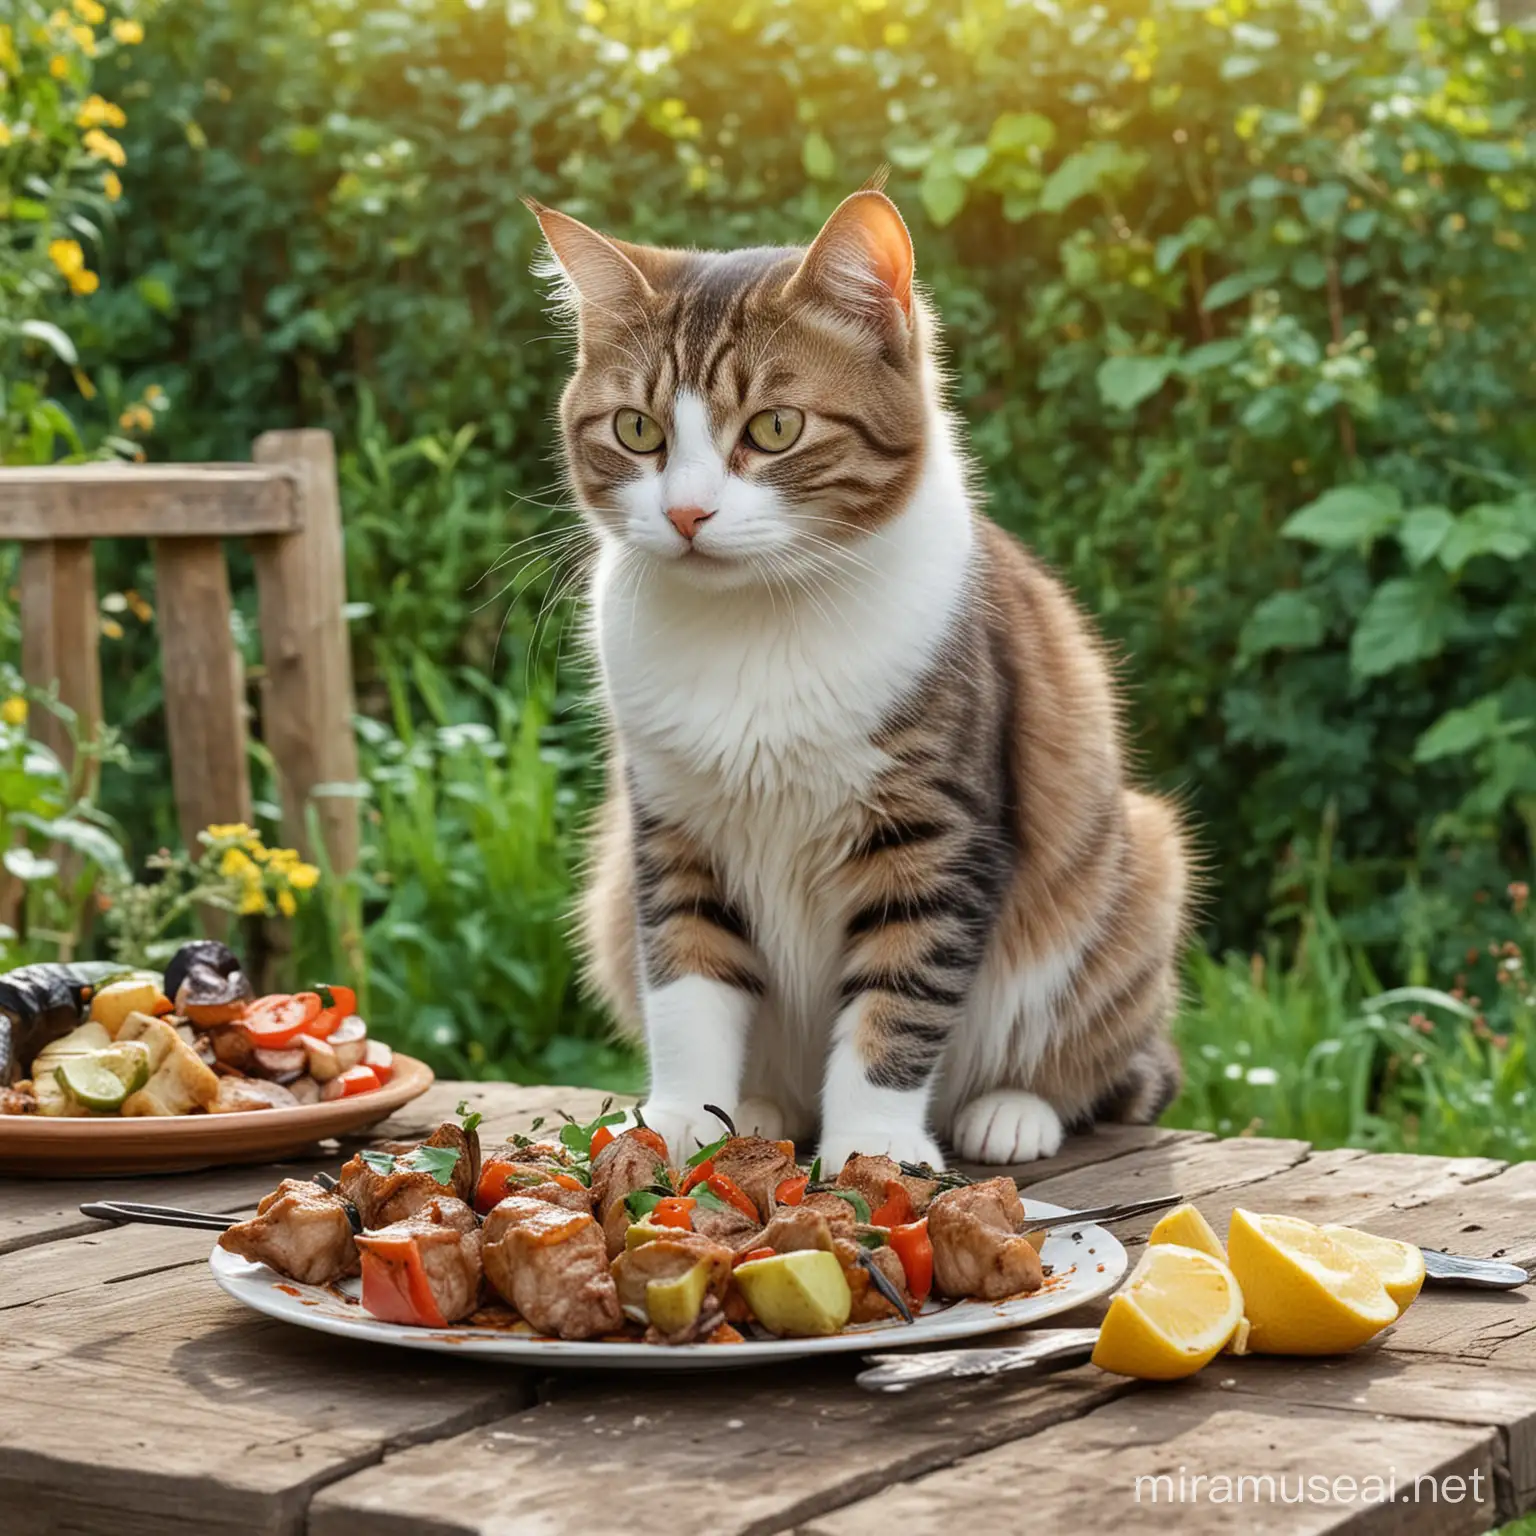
[0,962,123,1086]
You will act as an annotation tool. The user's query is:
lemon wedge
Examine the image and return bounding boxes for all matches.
[1226,1209,1398,1355]
[1148,1201,1227,1261]
[1091,1242,1244,1380]
[1321,1225,1426,1315]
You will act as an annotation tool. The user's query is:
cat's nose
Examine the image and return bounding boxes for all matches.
[666,505,716,540]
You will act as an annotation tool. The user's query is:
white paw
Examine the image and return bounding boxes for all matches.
[733,1096,787,1140]
[951,1091,1064,1165]
[818,1126,946,1180]
[631,1103,732,1166]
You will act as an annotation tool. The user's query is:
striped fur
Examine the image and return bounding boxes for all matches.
[535,190,1191,1168]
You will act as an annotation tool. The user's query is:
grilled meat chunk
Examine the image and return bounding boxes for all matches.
[482,1196,623,1340]
[835,1153,940,1217]
[590,1128,670,1257]
[477,1159,590,1214]
[928,1176,1044,1300]
[611,1231,734,1341]
[219,1178,360,1285]
[690,1201,761,1247]
[340,1121,480,1227]
[707,1137,798,1220]
[355,1196,482,1325]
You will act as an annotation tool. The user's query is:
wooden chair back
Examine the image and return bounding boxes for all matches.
[0,430,359,877]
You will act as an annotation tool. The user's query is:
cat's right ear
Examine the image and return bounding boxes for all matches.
[783,189,915,334]
[524,198,654,312]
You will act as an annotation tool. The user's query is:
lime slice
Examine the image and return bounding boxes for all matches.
[56,1042,151,1112]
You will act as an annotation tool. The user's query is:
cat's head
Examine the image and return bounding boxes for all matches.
[532,189,933,590]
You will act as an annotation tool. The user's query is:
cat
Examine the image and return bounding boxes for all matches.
[529,184,1191,1170]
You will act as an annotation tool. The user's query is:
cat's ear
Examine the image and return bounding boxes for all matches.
[785,189,914,331]
[524,198,654,311]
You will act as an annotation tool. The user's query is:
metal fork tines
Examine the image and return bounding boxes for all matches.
[1022,1192,1185,1233]
[80,1200,241,1233]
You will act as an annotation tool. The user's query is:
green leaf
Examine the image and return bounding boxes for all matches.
[1095,355,1173,412]
[1176,338,1243,376]
[137,276,175,313]
[10,815,127,878]
[455,1096,483,1135]
[399,1143,462,1184]
[361,1149,396,1175]
[690,1183,729,1212]
[1349,576,1459,679]
[1301,182,1350,228]
[686,1131,730,1168]
[1414,699,1504,764]
[1039,143,1139,214]
[19,321,78,366]
[1437,499,1536,573]
[1201,267,1278,312]
[801,131,835,182]
[986,111,1055,156]
[951,144,989,180]
[1341,208,1378,242]
[1281,484,1403,549]
[625,1189,663,1221]
[1290,252,1328,290]
[829,1188,872,1222]
[921,159,967,227]
[1396,505,1455,569]
[1238,591,1325,660]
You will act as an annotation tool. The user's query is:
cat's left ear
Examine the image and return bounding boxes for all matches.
[784,190,915,332]
[524,198,655,311]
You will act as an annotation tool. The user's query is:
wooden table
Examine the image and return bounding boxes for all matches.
[5,1081,1536,1536]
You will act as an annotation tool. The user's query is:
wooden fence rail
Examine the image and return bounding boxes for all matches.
[0,430,359,879]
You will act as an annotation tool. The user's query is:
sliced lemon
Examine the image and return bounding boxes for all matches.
[1321,1225,1426,1315]
[1148,1201,1226,1261]
[1226,1208,1398,1355]
[1091,1242,1244,1381]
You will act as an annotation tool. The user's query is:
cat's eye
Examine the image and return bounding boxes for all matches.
[614,409,665,454]
[744,407,804,453]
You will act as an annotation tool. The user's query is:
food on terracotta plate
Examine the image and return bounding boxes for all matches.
[220,1104,1053,1345]
[0,942,389,1117]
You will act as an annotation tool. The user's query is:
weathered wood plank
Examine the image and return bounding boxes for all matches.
[251,431,360,878]
[0,465,299,539]
[0,1224,535,1536]
[959,1122,1212,1185]
[0,1080,615,1255]
[308,1362,1131,1536]
[799,1391,1499,1536]
[19,537,102,787]
[153,536,253,859]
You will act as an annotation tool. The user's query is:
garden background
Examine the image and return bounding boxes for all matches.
[3,0,1535,1157]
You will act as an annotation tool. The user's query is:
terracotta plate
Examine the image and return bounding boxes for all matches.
[0,1053,434,1177]
[210,1198,1126,1369]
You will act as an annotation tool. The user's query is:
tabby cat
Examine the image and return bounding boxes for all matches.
[531,186,1191,1169]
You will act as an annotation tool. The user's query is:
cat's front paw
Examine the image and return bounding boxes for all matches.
[951,1090,1064,1165]
[817,1126,946,1179]
[632,1103,730,1166]
[733,1096,787,1141]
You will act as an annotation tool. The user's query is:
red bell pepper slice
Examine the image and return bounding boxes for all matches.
[871,1179,916,1229]
[704,1172,758,1220]
[679,1157,714,1195]
[357,1235,447,1327]
[889,1218,933,1304]
[649,1196,696,1229]
[774,1174,808,1207]
[734,1246,775,1267]
[589,1126,616,1158]
[308,984,358,1041]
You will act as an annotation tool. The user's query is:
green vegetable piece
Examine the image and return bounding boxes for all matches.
[56,1041,150,1111]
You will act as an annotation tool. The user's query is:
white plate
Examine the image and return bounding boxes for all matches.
[209,1199,1125,1369]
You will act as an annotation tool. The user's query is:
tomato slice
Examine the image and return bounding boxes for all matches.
[241,992,322,1048]
[308,984,358,1041]
[357,1236,447,1327]
[628,1127,670,1163]
[774,1174,808,1207]
[320,1064,381,1101]
[649,1196,696,1230]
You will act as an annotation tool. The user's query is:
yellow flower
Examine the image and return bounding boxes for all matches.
[111,17,143,43]
[883,21,908,45]
[103,171,122,201]
[50,54,70,78]
[145,383,164,402]
[220,846,257,880]
[0,26,16,72]
[0,124,11,149]
[686,162,710,191]
[70,24,96,53]
[72,367,96,399]
[239,882,268,916]
[119,403,153,432]
[68,267,99,295]
[100,616,123,640]
[83,128,126,166]
[205,821,255,841]
[76,94,126,129]
[276,889,297,918]
[1,696,28,728]
[287,862,320,892]
[49,238,85,276]
[75,0,105,17]
[582,0,605,20]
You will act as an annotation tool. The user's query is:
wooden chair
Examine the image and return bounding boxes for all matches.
[0,430,359,878]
